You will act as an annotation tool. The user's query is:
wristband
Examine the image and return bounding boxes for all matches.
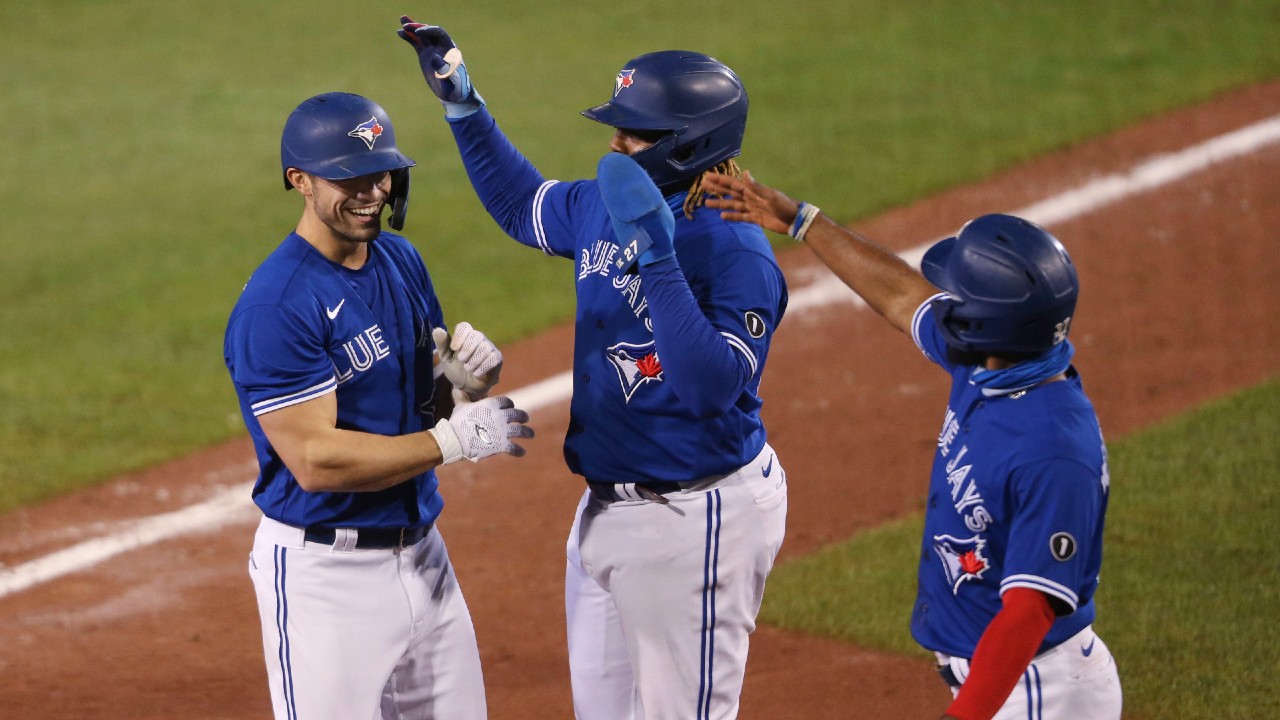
[789,202,821,242]
[428,420,463,465]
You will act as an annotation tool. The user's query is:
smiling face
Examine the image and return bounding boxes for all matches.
[288,168,391,264]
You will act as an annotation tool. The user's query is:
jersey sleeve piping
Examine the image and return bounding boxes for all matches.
[1000,574,1079,611]
[721,331,759,378]
[912,292,949,353]
[532,179,561,256]
[250,377,338,416]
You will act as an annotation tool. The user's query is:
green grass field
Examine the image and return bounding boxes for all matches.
[761,378,1280,719]
[2,0,1278,505]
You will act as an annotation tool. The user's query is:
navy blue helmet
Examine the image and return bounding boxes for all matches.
[280,92,416,229]
[582,51,748,193]
[921,214,1079,354]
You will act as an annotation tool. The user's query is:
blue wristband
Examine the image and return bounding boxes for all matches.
[789,202,821,241]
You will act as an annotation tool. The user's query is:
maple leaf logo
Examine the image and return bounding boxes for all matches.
[958,550,985,575]
[636,352,662,378]
[605,341,664,402]
[614,69,636,96]
[931,534,991,594]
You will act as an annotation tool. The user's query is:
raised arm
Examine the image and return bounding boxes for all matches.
[702,171,938,335]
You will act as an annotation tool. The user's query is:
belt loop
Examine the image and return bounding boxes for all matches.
[332,528,358,553]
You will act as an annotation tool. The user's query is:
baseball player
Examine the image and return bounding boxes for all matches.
[396,19,789,720]
[223,91,534,720]
[702,171,1122,720]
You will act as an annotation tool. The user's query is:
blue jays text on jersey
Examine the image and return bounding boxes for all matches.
[224,232,445,529]
[445,107,787,484]
[908,294,1111,660]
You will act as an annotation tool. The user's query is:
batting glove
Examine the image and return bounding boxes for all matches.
[397,16,484,118]
[433,321,503,402]
[429,396,533,464]
[597,152,676,273]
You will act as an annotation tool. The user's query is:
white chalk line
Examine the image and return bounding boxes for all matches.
[3,113,1278,600]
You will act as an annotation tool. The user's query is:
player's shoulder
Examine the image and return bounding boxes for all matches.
[373,230,418,257]
[681,206,778,268]
[1002,377,1103,462]
[230,234,334,317]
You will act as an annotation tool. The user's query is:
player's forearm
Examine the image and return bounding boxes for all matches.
[638,258,754,417]
[290,428,445,493]
[447,108,547,242]
[803,214,938,334]
[945,588,1056,720]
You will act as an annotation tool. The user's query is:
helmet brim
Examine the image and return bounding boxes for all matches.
[581,102,683,132]
[283,151,415,190]
[920,236,959,294]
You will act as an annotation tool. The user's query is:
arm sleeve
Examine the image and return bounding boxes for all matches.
[945,587,1056,720]
[636,250,782,418]
[446,108,562,253]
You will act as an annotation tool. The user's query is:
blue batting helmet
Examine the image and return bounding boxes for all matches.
[280,92,415,229]
[582,51,748,193]
[921,214,1079,354]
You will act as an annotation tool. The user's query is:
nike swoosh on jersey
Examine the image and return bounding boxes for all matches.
[326,299,346,320]
[1082,638,1096,657]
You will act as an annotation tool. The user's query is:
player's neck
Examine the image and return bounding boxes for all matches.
[295,216,370,269]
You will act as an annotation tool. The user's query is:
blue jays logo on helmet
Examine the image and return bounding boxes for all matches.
[932,534,990,594]
[347,116,385,150]
[613,69,636,97]
[606,340,664,402]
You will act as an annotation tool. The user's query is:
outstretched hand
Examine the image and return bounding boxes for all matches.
[397,16,483,116]
[701,171,800,236]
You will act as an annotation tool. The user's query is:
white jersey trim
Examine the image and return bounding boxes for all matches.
[251,377,337,416]
[721,331,759,378]
[911,293,949,358]
[532,180,561,256]
[1001,574,1080,611]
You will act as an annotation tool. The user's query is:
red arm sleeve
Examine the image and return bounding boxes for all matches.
[944,588,1056,720]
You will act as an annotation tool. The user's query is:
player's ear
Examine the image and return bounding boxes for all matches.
[286,168,312,195]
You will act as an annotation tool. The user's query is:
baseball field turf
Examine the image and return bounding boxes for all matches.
[3,2,1278,717]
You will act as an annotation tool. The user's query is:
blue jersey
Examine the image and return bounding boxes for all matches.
[909,295,1110,658]
[224,231,445,528]
[447,109,787,482]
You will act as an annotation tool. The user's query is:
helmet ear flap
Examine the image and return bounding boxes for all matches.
[388,168,410,230]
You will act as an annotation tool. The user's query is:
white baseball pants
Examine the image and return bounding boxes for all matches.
[565,444,788,720]
[249,517,487,720]
[938,625,1122,720]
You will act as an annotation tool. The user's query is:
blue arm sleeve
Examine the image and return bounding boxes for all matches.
[446,108,549,248]
[636,256,758,418]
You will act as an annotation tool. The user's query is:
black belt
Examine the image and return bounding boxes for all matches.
[587,480,687,504]
[937,663,963,689]
[303,524,431,549]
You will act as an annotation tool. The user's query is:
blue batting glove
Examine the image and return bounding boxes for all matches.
[598,152,676,273]
[397,16,484,118]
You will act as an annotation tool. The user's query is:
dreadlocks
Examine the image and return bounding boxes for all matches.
[682,159,743,219]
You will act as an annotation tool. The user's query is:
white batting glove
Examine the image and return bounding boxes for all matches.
[433,321,503,402]
[428,396,533,464]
